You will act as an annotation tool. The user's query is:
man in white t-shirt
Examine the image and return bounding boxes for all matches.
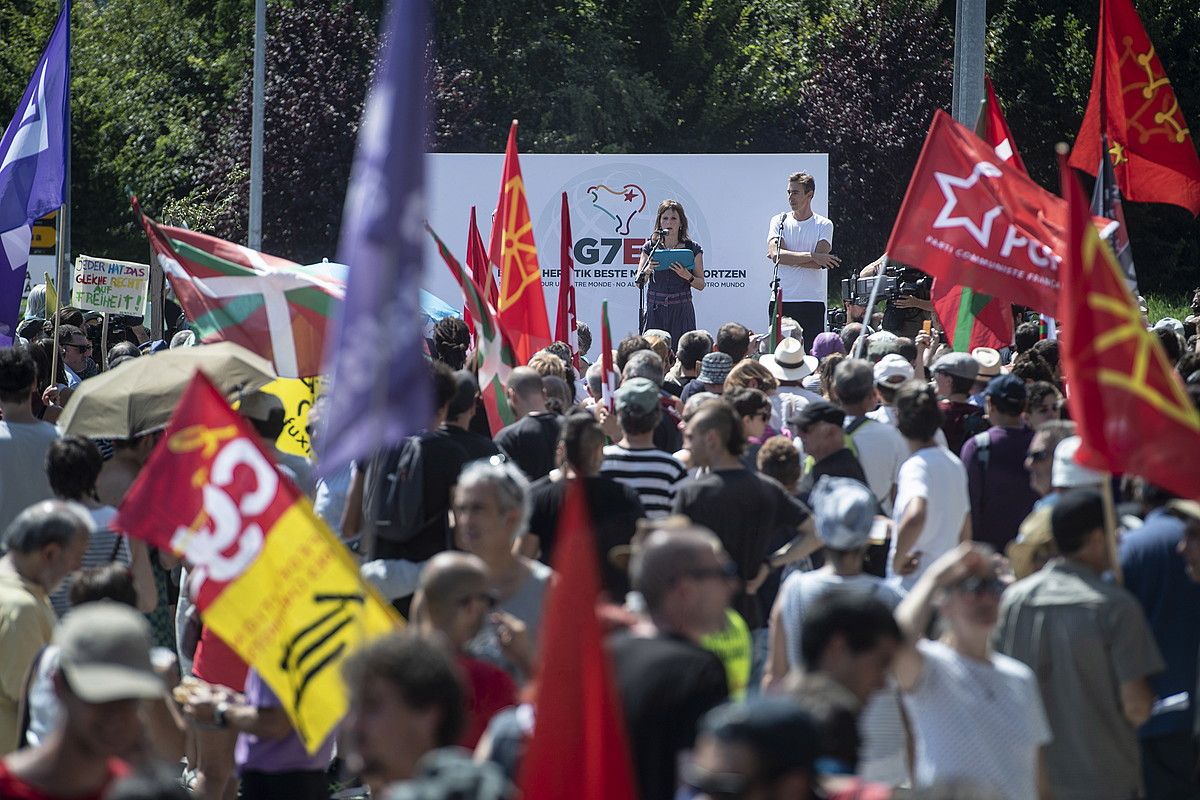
[833,359,909,514]
[766,172,839,352]
[893,544,1051,800]
[888,381,970,591]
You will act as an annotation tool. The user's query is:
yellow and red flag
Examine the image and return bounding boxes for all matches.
[1069,0,1200,215]
[1058,149,1200,499]
[113,372,400,751]
[488,120,551,364]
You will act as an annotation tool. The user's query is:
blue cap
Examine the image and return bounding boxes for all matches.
[983,373,1027,406]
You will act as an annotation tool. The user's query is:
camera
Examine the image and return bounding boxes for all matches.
[840,265,930,305]
[827,305,848,333]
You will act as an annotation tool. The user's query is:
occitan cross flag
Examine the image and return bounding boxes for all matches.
[1057,147,1200,499]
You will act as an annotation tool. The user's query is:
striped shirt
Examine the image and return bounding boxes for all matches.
[600,445,688,518]
[50,506,130,617]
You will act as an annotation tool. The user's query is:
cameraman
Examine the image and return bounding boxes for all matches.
[855,257,933,339]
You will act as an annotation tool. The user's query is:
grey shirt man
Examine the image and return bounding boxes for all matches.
[993,559,1164,800]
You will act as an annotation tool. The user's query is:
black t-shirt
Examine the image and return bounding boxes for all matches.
[672,468,810,629]
[608,631,729,800]
[372,430,469,563]
[494,413,561,480]
[442,424,502,462]
[652,394,683,453]
[527,475,644,598]
[795,447,870,505]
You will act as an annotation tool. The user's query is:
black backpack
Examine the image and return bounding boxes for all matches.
[363,435,427,545]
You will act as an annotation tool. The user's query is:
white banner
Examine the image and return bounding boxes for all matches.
[71,254,150,314]
[425,153,830,344]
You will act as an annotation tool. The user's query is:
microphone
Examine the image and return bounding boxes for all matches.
[654,228,669,237]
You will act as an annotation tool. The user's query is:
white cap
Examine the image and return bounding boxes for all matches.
[873,353,914,386]
[1153,317,1184,336]
[1051,436,1107,488]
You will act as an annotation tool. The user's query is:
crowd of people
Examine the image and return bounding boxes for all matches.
[1,286,1200,800]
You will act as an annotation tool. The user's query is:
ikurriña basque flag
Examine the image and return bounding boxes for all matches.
[0,0,70,344]
[318,0,431,474]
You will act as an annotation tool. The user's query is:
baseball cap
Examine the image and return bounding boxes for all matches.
[866,331,901,362]
[697,352,734,384]
[792,400,845,430]
[615,377,660,414]
[1051,435,1107,488]
[983,373,1027,406]
[932,351,980,381]
[972,347,1002,378]
[55,602,162,703]
[873,353,913,386]
[810,332,845,360]
[237,390,284,422]
[810,476,876,550]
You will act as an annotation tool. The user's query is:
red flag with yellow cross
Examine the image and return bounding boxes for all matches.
[113,373,400,751]
[1069,0,1200,215]
[1058,148,1200,499]
[488,120,552,365]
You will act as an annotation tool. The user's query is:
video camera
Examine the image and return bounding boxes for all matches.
[840,265,931,305]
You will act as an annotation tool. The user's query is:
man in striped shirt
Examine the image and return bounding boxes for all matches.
[601,378,689,518]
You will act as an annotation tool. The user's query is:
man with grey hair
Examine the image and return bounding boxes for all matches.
[833,358,908,513]
[622,349,665,386]
[454,460,551,682]
[494,367,560,480]
[0,500,92,753]
[611,522,732,800]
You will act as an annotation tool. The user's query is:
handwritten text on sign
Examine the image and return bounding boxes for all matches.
[72,255,150,314]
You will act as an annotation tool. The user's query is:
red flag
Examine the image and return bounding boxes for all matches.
[980,76,1028,175]
[600,300,616,412]
[555,192,580,370]
[517,480,638,800]
[1058,149,1200,499]
[1069,0,1200,215]
[467,206,496,308]
[488,120,552,364]
[887,110,1070,317]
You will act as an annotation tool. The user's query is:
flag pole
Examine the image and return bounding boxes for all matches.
[49,0,72,386]
[49,205,66,384]
[852,257,889,359]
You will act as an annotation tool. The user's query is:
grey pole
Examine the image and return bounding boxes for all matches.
[248,0,265,249]
[951,0,986,125]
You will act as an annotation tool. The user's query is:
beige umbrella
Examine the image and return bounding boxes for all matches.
[58,342,277,439]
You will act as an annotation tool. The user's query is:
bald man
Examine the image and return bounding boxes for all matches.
[413,553,518,748]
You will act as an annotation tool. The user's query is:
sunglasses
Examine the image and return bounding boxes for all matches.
[64,342,92,352]
[953,575,1005,596]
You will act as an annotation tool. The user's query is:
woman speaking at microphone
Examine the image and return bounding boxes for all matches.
[636,199,706,346]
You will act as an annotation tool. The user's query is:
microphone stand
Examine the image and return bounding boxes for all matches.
[637,231,667,334]
[769,212,785,335]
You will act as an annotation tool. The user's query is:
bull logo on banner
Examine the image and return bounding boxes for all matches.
[587,183,647,235]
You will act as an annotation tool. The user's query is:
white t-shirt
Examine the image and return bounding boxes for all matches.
[887,446,969,590]
[867,405,949,448]
[845,416,910,515]
[903,639,1051,800]
[767,212,834,303]
[777,569,904,670]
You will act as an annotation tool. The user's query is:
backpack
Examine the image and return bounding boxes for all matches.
[363,435,427,545]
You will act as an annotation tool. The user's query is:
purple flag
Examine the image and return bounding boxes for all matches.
[317,0,431,472]
[0,1,70,344]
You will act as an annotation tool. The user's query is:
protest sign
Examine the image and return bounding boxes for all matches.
[72,254,150,314]
[257,377,320,457]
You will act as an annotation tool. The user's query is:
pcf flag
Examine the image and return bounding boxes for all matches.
[488,120,551,364]
[517,479,638,800]
[1058,149,1200,499]
[113,373,400,752]
[1069,0,1200,215]
[0,1,69,344]
[888,110,1069,317]
[320,0,431,473]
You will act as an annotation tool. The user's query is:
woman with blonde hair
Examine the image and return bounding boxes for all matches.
[635,199,706,346]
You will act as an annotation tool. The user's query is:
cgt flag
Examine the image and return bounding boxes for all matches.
[1058,148,1200,499]
[1069,0,1200,216]
[888,110,1071,317]
[488,120,552,365]
[113,372,400,752]
[517,479,638,800]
